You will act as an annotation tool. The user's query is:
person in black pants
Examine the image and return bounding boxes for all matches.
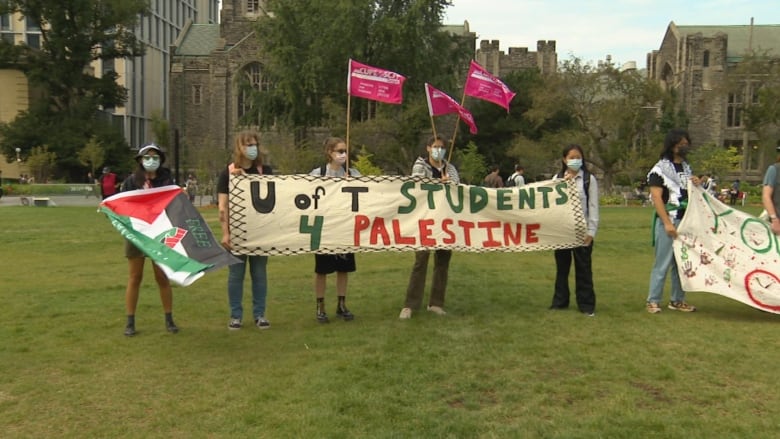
[550,144,600,316]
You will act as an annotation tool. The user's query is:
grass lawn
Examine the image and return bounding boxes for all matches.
[1,204,778,438]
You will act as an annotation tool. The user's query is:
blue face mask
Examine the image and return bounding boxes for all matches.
[142,156,160,172]
[567,158,582,172]
[431,147,446,162]
[245,145,259,160]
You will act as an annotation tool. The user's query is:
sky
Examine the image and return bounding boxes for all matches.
[442,0,780,68]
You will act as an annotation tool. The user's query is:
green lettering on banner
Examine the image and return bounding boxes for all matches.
[444,185,465,213]
[496,189,512,210]
[398,181,416,214]
[300,215,324,250]
[421,183,443,209]
[537,186,554,208]
[468,186,488,213]
[554,182,569,205]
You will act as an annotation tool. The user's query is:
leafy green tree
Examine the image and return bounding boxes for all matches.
[253,0,471,145]
[453,141,486,185]
[525,57,667,191]
[351,146,383,176]
[689,144,742,182]
[77,136,105,177]
[26,145,57,182]
[0,0,148,180]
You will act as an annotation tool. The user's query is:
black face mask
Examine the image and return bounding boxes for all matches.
[678,146,691,158]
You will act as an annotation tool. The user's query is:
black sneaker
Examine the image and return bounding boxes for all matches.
[166,320,179,334]
[317,311,330,324]
[124,325,136,337]
[336,306,354,321]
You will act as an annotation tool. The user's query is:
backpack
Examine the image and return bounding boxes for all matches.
[505,173,518,187]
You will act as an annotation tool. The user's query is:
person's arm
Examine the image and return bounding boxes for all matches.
[585,175,599,245]
[218,193,231,250]
[650,185,677,239]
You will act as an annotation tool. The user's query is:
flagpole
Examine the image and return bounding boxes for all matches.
[346,95,351,174]
[447,90,468,164]
[430,115,438,139]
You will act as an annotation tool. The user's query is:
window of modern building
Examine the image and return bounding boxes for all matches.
[26,33,40,49]
[1,14,11,31]
[25,16,40,31]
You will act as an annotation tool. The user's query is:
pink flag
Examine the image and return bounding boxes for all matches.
[425,83,478,134]
[463,60,516,111]
[348,59,406,104]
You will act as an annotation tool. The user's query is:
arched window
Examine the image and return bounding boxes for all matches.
[237,62,272,125]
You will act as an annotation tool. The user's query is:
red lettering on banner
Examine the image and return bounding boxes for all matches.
[457,220,475,246]
[392,219,416,245]
[477,221,502,247]
[419,219,436,246]
[354,216,543,248]
[442,218,456,244]
[354,215,370,245]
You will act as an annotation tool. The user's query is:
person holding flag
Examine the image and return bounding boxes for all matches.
[399,135,460,319]
[119,144,178,337]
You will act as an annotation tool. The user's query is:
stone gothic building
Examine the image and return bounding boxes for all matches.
[169,5,558,170]
[647,21,780,179]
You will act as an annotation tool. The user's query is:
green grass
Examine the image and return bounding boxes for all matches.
[1,205,778,438]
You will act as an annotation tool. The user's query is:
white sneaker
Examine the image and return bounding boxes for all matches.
[228,318,242,330]
[427,305,447,315]
[399,308,412,319]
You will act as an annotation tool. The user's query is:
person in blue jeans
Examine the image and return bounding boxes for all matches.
[218,130,273,330]
[645,128,700,314]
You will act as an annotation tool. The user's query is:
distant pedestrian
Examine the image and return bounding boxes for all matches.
[483,164,503,188]
[729,179,741,205]
[505,164,525,187]
[99,167,118,199]
[185,174,198,203]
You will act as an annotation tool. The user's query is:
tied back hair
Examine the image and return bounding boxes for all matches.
[558,144,588,177]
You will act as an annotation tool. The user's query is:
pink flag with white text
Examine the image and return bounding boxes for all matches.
[424,83,478,134]
[463,60,516,111]
[348,59,406,104]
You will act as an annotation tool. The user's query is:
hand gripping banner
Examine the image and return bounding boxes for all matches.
[228,175,587,256]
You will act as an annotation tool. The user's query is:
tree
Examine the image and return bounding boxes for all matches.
[253,0,471,146]
[454,141,486,185]
[525,57,668,191]
[26,145,57,182]
[351,146,383,176]
[0,0,148,181]
[77,136,105,177]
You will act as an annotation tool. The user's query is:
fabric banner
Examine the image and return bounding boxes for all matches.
[228,175,586,256]
[463,60,517,111]
[347,59,406,104]
[100,185,240,286]
[425,83,478,134]
[675,183,780,314]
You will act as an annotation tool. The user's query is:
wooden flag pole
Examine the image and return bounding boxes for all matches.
[447,90,468,164]
[345,95,352,174]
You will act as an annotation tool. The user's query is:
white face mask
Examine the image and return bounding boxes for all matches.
[567,158,582,172]
[244,144,259,160]
[142,156,160,172]
[430,147,446,162]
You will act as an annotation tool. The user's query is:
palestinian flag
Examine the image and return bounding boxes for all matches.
[100,185,239,286]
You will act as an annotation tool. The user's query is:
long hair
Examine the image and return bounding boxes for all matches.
[322,137,346,164]
[232,130,263,166]
[558,144,588,176]
[660,128,690,160]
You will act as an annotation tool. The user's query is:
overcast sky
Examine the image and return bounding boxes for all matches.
[443,0,780,68]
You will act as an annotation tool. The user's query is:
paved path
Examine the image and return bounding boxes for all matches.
[0,195,216,207]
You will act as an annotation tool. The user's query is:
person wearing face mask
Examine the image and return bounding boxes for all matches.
[119,143,178,336]
[218,130,273,330]
[308,137,361,323]
[399,135,460,319]
[645,128,700,314]
[550,144,599,316]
